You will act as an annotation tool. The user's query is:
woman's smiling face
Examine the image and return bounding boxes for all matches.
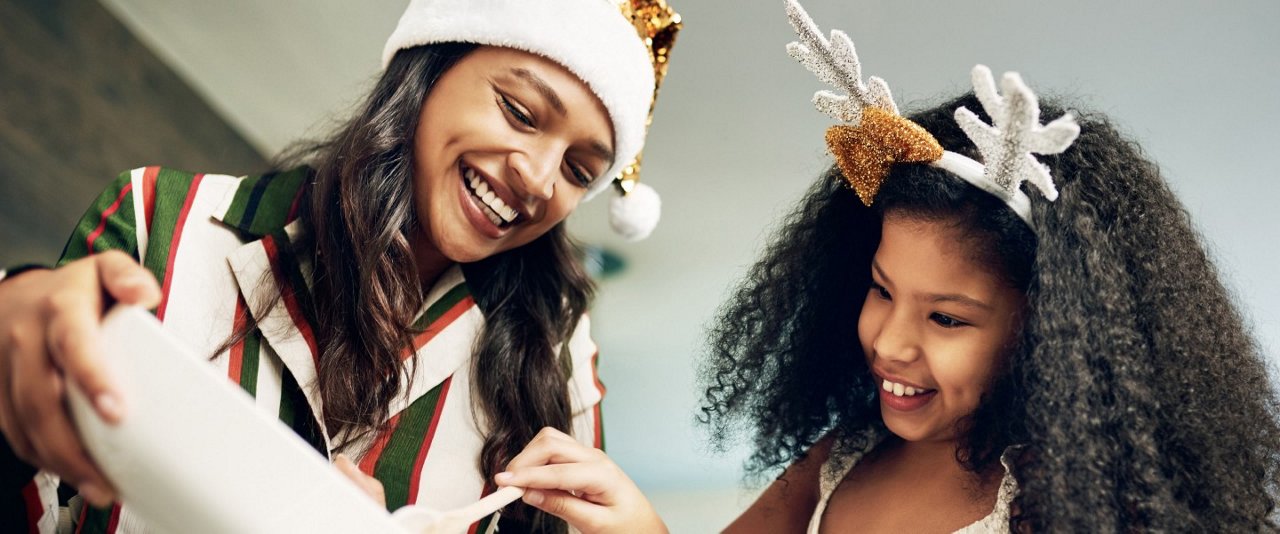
[411,45,615,265]
[858,214,1025,444]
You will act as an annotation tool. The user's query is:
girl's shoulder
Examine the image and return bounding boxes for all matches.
[813,434,1019,534]
[721,435,838,533]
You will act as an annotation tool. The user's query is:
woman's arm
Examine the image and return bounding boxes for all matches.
[0,169,161,512]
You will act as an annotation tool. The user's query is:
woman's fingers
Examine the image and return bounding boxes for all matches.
[96,250,161,308]
[334,454,386,508]
[0,252,153,507]
[505,427,599,470]
[497,463,620,502]
[522,489,610,532]
[43,259,124,424]
[497,427,667,534]
[11,358,115,506]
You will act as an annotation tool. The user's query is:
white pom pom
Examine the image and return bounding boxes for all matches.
[609,182,661,241]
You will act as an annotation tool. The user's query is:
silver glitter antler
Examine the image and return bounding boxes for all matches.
[784,0,897,124]
[954,65,1080,202]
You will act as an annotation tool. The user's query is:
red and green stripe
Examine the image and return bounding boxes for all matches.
[219,168,309,237]
[18,479,40,534]
[407,284,474,357]
[58,170,137,265]
[591,350,606,450]
[152,172,205,321]
[227,295,262,396]
[369,377,452,510]
[278,368,326,456]
[74,502,120,534]
[261,231,319,363]
[139,166,159,235]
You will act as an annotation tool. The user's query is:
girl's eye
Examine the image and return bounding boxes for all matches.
[870,282,891,301]
[500,95,534,127]
[930,313,968,328]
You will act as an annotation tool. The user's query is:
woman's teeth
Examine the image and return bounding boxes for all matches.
[882,379,930,397]
[464,167,519,226]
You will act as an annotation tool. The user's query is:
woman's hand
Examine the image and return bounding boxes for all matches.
[334,454,386,509]
[496,427,667,534]
[0,251,160,506]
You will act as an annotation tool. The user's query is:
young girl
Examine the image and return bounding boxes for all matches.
[0,1,681,532]
[496,1,1280,531]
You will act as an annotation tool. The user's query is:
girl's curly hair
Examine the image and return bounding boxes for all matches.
[700,93,1280,530]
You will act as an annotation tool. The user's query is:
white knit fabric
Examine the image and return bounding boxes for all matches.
[383,0,655,201]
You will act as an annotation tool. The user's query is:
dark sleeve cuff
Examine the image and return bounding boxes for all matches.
[0,432,37,494]
[0,264,49,284]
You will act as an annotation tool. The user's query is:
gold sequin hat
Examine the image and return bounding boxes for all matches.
[384,0,682,240]
[785,0,1080,225]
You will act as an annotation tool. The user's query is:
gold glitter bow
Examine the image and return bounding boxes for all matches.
[827,107,943,206]
[614,0,682,194]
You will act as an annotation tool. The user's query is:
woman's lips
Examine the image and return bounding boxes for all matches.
[457,163,507,239]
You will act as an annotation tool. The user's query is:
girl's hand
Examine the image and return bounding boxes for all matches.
[0,251,161,506]
[496,427,667,534]
[334,454,386,509]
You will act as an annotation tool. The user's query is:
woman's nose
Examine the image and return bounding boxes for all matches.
[507,150,557,200]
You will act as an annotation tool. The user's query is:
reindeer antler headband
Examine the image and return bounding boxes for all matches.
[785,0,1079,224]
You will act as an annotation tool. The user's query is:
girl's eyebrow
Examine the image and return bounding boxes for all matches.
[926,293,992,311]
[872,260,992,311]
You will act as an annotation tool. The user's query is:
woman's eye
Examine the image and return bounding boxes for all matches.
[870,282,891,301]
[930,313,968,328]
[500,95,534,127]
[566,163,593,187]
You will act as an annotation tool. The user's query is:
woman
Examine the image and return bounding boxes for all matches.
[0,0,680,531]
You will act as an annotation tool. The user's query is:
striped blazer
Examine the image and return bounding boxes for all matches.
[8,167,605,533]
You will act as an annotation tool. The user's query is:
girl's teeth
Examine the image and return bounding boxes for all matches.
[882,378,929,397]
[482,191,496,204]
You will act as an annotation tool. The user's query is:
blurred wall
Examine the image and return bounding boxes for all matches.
[0,0,265,266]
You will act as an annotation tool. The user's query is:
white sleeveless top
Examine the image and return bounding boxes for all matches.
[806,433,1018,534]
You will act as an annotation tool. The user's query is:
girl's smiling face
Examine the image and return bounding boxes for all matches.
[858,214,1026,444]
[411,46,615,266]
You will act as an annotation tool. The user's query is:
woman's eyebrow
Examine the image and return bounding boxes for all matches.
[506,68,615,166]
[509,68,566,116]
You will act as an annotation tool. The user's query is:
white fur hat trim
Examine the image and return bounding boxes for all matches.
[383,0,655,201]
[609,182,661,241]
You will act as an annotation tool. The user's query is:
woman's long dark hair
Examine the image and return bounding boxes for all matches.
[268,43,591,531]
[700,93,1280,530]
